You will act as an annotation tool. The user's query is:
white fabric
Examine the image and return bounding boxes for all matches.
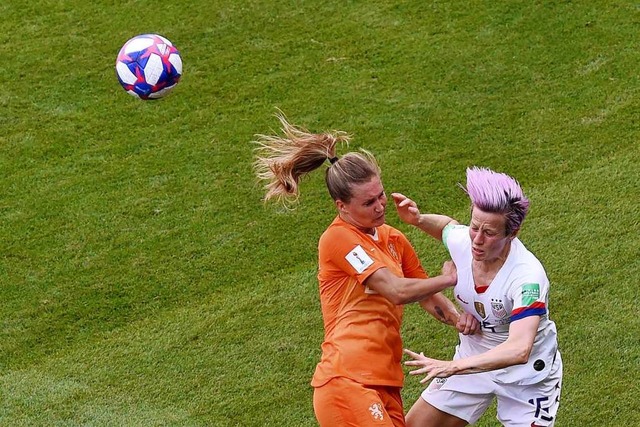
[423,349,563,426]
[443,224,561,385]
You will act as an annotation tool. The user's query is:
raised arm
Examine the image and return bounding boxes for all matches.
[391,193,458,241]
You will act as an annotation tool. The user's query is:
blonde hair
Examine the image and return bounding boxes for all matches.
[253,112,380,206]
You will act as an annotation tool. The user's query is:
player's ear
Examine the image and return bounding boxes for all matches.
[509,228,520,239]
[335,199,346,213]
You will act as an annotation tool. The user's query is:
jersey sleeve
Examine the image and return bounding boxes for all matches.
[396,232,428,280]
[442,224,471,265]
[509,274,549,321]
[318,226,386,285]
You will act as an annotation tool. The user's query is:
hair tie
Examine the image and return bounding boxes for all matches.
[328,156,339,164]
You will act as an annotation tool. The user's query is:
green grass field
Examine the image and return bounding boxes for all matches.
[1,0,638,425]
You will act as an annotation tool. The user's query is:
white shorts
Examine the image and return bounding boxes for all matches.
[421,351,562,426]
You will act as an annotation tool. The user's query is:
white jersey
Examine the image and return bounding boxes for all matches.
[443,224,560,385]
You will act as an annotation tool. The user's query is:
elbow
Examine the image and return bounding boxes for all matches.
[386,285,415,305]
[387,290,410,305]
[513,345,534,365]
[388,282,442,305]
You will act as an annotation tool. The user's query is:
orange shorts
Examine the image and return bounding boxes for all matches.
[313,377,405,427]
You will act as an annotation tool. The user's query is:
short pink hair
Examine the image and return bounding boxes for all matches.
[463,167,530,235]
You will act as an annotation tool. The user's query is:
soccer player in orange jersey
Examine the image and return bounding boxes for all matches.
[253,113,479,427]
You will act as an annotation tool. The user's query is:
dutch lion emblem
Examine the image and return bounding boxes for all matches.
[369,402,384,421]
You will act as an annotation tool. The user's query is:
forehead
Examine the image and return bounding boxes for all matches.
[348,176,383,201]
[470,207,506,229]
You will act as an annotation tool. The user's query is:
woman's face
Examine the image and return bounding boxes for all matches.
[337,176,387,234]
[469,207,514,262]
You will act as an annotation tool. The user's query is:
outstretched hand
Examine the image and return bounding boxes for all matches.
[403,349,456,384]
[391,193,421,226]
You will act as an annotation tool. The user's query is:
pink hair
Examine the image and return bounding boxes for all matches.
[463,167,530,234]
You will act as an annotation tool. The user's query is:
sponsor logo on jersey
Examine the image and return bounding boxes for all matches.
[474,300,487,319]
[345,245,374,274]
[456,294,469,304]
[369,402,384,420]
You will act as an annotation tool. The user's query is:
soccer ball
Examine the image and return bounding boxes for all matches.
[115,34,182,99]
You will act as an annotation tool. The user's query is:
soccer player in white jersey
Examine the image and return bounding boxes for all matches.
[392,167,562,427]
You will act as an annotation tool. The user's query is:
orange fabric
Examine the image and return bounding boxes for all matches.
[313,377,405,426]
[311,216,427,388]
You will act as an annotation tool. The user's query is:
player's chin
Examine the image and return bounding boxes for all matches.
[471,248,485,260]
[373,214,386,226]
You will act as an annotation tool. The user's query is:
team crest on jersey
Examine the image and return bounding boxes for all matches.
[474,300,487,319]
[369,402,384,421]
[388,243,399,260]
[491,299,507,319]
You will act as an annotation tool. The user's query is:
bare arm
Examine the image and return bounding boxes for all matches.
[420,297,481,335]
[405,315,540,383]
[364,261,457,305]
[417,260,460,326]
[392,193,458,241]
[419,293,460,327]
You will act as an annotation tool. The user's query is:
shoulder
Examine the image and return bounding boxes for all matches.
[320,220,351,242]
[510,239,548,278]
[443,224,470,251]
[382,224,409,241]
[319,219,365,255]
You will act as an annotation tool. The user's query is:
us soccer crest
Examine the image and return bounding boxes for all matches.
[491,300,507,319]
[474,300,487,319]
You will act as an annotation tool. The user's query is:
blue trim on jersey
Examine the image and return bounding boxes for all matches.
[511,307,547,322]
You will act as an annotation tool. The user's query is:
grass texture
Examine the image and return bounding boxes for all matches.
[1,0,638,425]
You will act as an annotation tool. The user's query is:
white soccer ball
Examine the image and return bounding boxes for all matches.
[115,34,183,100]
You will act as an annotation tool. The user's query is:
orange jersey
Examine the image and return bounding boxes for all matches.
[311,216,427,388]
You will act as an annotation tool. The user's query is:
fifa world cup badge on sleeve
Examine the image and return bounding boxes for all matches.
[345,245,374,274]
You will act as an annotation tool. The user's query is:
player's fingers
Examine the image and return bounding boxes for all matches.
[407,367,430,375]
[404,360,426,367]
[460,316,472,334]
[391,193,406,202]
[464,322,473,335]
[398,198,413,208]
[420,374,435,384]
[467,317,480,335]
[403,348,421,359]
